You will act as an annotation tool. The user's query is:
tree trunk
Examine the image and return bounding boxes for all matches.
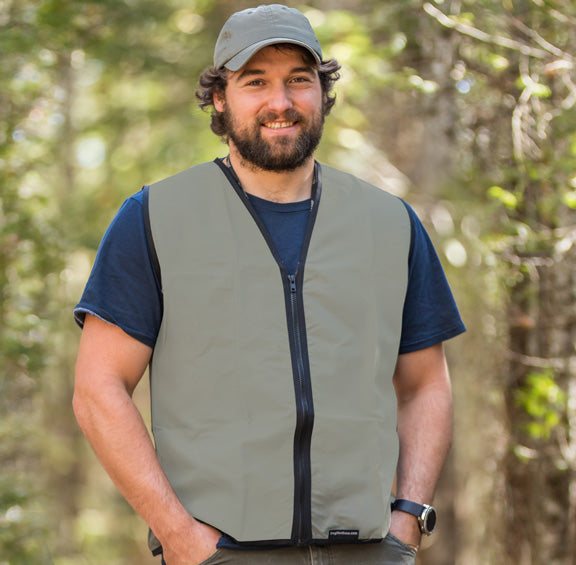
[503,211,576,565]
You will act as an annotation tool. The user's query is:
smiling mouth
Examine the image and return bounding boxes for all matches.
[262,121,297,129]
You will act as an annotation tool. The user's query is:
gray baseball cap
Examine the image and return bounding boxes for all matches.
[214,4,323,71]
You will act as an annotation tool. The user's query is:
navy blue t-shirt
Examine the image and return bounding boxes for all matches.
[75,186,465,353]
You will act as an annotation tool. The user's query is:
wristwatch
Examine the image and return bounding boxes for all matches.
[391,499,437,535]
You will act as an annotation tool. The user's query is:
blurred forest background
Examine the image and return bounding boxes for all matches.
[1,0,576,564]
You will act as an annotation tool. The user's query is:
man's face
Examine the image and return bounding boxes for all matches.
[214,45,325,172]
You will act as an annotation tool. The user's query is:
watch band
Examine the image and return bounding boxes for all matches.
[391,499,424,517]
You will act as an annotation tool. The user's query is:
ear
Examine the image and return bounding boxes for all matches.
[213,91,225,113]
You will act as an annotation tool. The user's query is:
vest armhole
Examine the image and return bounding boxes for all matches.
[141,185,162,290]
[399,199,416,264]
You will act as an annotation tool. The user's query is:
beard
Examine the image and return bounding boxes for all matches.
[222,106,324,172]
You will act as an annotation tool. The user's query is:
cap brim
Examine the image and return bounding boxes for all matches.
[223,38,321,71]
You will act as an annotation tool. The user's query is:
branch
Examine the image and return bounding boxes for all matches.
[508,16,575,63]
[561,75,576,109]
[423,3,550,59]
[507,350,575,371]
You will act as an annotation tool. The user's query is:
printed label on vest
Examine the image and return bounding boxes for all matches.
[329,529,360,542]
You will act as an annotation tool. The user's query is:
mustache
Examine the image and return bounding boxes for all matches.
[258,109,304,123]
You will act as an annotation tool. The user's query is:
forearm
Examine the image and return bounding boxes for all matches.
[395,377,453,502]
[73,380,194,541]
[390,344,453,547]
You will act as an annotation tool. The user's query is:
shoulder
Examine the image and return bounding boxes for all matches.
[148,161,221,193]
[320,163,398,197]
[93,192,142,241]
[110,190,145,220]
[319,163,410,217]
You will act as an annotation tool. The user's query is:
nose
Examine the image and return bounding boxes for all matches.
[266,83,294,114]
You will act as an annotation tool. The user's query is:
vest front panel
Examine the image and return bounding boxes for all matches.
[147,162,410,546]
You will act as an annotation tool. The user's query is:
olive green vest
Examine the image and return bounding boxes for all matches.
[146,160,411,550]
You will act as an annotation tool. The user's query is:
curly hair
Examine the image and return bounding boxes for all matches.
[196,45,341,140]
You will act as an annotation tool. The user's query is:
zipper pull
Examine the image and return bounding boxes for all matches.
[288,274,297,294]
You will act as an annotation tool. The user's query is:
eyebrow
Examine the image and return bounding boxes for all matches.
[234,66,316,82]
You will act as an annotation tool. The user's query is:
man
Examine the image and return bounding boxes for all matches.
[73,4,465,565]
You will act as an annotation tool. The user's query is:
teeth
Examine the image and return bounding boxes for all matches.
[263,121,295,129]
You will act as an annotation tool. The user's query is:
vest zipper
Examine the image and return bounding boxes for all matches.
[288,273,314,545]
[215,158,321,544]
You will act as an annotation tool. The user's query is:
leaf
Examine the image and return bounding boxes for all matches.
[563,191,576,209]
[488,185,519,209]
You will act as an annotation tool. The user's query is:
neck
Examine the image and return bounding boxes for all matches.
[227,145,315,203]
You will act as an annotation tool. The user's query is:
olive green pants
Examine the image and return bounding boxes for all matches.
[161,534,416,565]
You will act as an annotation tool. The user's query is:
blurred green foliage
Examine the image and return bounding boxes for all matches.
[516,370,566,440]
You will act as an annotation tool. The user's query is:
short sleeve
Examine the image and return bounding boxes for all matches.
[399,202,466,354]
[74,191,162,347]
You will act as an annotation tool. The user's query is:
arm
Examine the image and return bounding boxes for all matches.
[73,314,220,565]
[389,343,453,549]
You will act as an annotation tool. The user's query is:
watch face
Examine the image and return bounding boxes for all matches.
[424,507,437,533]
